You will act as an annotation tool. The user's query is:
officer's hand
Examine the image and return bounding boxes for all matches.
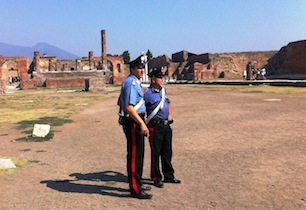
[140,123,149,136]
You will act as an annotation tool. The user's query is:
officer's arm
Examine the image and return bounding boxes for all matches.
[125,104,149,136]
[125,104,144,125]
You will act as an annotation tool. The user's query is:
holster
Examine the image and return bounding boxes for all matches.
[118,116,129,125]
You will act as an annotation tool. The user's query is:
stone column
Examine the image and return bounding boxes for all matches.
[89,51,94,70]
[48,59,52,71]
[63,63,68,71]
[48,58,57,71]
[101,30,107,70]
[246,62,252,80]
[18,58,28,88]
[34,51,40,71]
[76,59,81,70]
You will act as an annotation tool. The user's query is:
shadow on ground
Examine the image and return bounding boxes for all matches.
[40,170,131,198]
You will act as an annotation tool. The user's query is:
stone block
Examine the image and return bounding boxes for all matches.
[0,158,16,169]
[32,124,51,137]
[88,77,106,92]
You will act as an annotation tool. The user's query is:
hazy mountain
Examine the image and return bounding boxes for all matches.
[0,42,80,59]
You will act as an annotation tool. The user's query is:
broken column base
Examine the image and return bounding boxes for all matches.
[32,124,51,137]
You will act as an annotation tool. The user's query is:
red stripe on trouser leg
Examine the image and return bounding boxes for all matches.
[131,122,140,194]
[149,125,157,182]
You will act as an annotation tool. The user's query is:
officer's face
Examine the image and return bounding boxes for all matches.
[132,67,144,79]
[152,76,163,88]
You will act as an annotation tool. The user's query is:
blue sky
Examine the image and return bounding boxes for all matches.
[1,0,305,59]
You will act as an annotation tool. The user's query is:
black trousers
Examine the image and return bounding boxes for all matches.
[123,116,145,194]
[149,122,175,182]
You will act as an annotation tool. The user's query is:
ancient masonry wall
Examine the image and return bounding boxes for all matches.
[149,51,277,80]
[29,51,126,87]
[0,79,5,94]
[32,70,110,89]
[266,40,306,78]
[201,51,277,80]
[0,56,31,82]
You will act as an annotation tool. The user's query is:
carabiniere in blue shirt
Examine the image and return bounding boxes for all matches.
[144,86,170,120]
[119,75,146,114]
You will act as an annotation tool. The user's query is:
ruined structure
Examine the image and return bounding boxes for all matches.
[0,30,128,93]
[26,29,128,89]
[27,50,126,88]
[0,55,31,92]
[265,40,306,79]
[148,40,306,81]
[1,32,306,94]
[149,50,277,81]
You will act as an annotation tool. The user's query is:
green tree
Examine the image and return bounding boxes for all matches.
[121,50,130,64]
[146,50,153,60]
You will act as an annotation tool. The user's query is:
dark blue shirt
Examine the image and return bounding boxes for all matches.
[144,86,170,120]
[119,75,146,114]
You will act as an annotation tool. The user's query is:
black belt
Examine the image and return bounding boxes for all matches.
[138,113,145,118]
[152,119,172,125]
[121,113,145,118]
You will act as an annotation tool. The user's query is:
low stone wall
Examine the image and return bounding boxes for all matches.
[46,78,85,89]
[86,77,106,92]
[113,76,126,86]
[32,70,111,88]
[45,77,106,91]
[0,80,5,94]
[20,80,38,90]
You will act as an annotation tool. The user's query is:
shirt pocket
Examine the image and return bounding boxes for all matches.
[148,98,159,106]
[137,87,143,97]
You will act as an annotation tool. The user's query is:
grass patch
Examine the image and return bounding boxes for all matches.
[15,117,73,130]
[0,156,31,176]
[105,85,121,92]
[13,117,70,142]
[15,130,55,142]
[28,159,40,163]
[0,88,112,127]
[36,150,47,153]
[0,87,115,141]
[20,148,32,152]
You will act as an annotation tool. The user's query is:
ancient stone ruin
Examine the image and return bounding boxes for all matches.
[1,29,306,95]
[0,30,129,93]
[265,40,306,79]
[149,51,276,81]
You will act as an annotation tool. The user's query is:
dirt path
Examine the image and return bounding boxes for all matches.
[1,85,306,210]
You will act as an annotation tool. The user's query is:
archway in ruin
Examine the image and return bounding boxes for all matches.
[107,60,113,72]
[1,60,19,85]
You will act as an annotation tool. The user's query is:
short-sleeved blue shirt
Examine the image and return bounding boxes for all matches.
[144,86,170,120]
[119,75,146,114]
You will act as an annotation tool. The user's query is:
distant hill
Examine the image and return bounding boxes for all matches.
[0,42,80,59]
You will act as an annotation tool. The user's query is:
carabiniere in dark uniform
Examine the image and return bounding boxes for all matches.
[144,68,181,188]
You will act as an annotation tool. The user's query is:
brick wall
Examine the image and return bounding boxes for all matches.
[20,80,38,90]
[45,77,106,91]
[46,78,85,88]
[266,40,306,78]
[87,77,106,92]
[0,80,5,94]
